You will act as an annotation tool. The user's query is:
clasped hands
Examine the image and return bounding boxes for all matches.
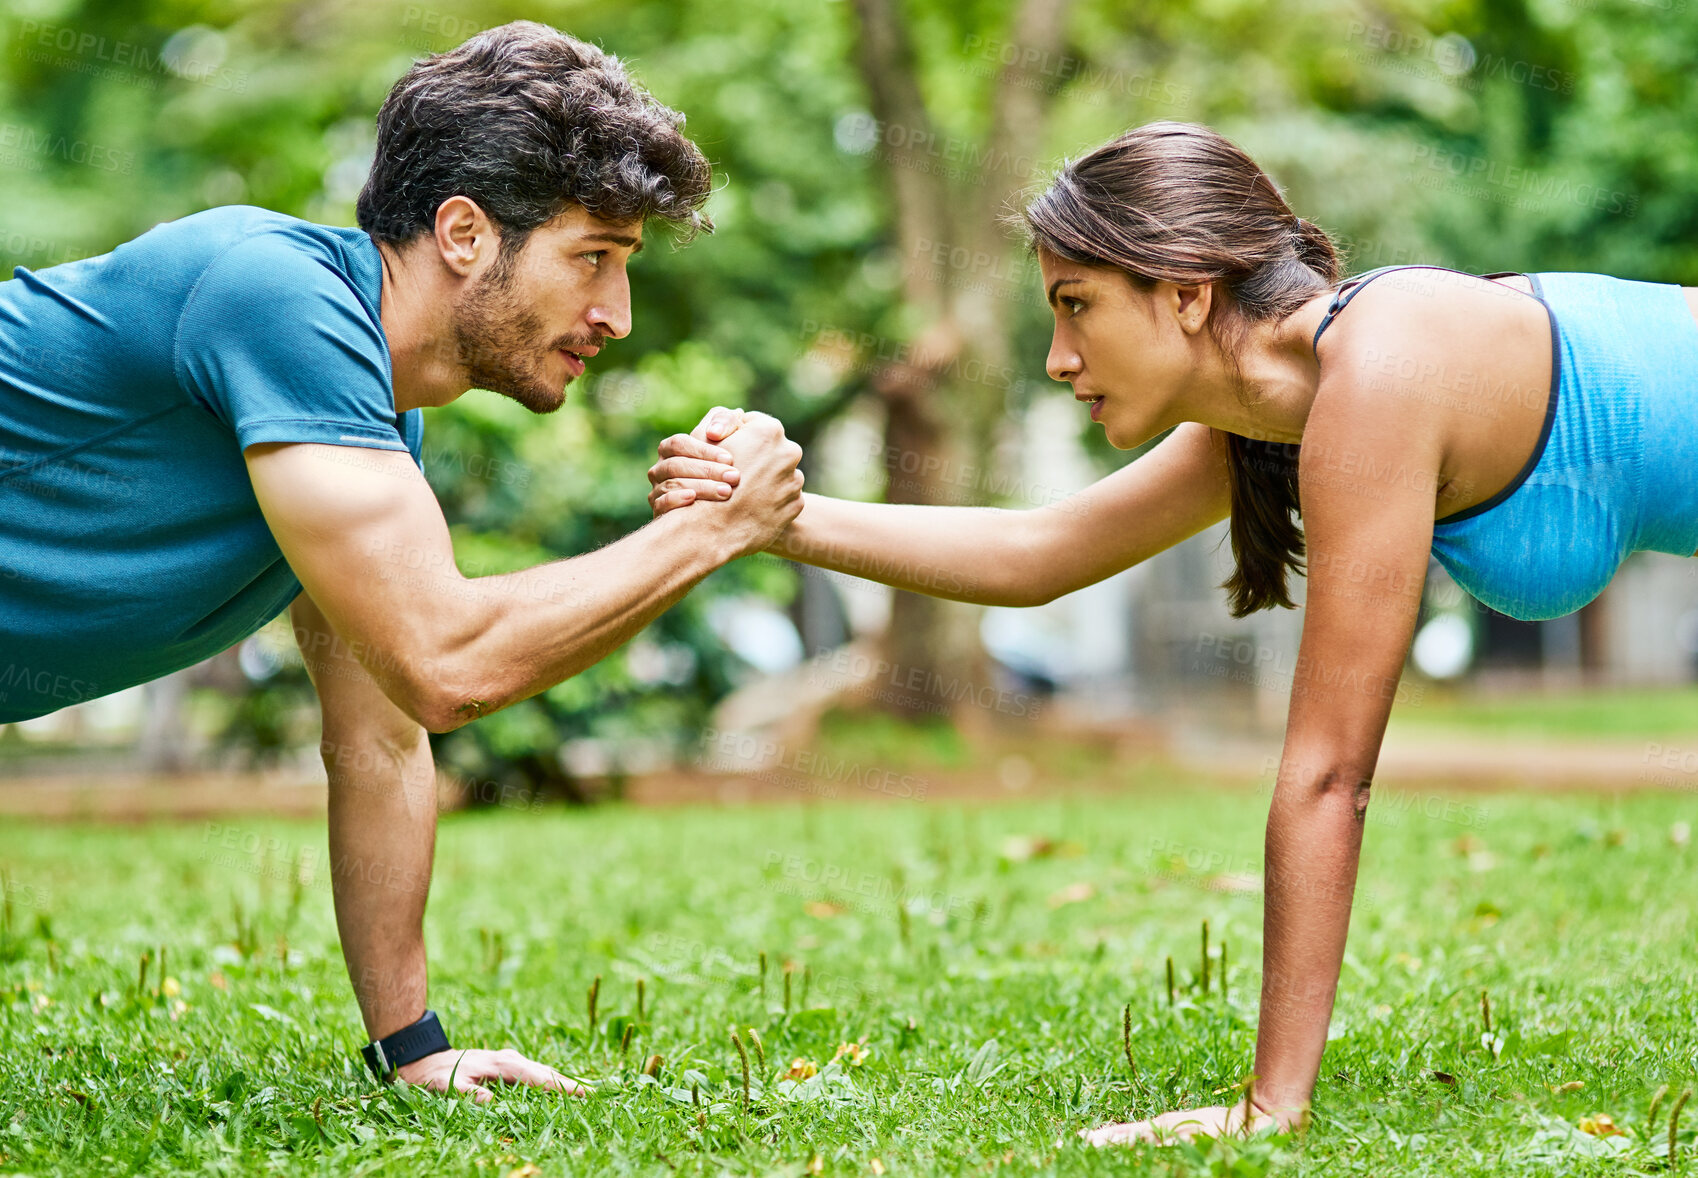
[646,407,797,545]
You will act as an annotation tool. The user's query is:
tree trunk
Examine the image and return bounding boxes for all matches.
[847,0,1076,725]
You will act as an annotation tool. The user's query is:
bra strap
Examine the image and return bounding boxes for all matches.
[1310,264,1412,355]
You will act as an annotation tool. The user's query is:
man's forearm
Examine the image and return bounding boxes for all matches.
[379,508,737,730]
[324,721,437,1039]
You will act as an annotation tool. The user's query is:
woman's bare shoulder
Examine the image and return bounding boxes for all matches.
[1315,268,1538,386]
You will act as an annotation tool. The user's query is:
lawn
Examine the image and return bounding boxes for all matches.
[0,776,1693,1176]
[1385,684,1698,742]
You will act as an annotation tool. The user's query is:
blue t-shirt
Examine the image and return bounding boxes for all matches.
[0,205,422,723]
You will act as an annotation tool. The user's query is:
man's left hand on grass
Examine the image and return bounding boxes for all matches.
[396,1047,587,1103]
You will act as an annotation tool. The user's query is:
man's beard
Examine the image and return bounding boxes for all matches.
[452,249,601,414]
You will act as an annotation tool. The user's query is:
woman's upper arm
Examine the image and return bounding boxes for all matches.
[1284,486,1432,783]
[1283,313,1447,779]
[1023,422,1233,601]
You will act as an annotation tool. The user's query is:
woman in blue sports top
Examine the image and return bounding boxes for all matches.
[646,120,1698,1143]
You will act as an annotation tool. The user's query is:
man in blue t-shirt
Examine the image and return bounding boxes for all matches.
[0,21,802,1098]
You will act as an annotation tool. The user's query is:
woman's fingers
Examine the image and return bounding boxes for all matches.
[647,457,739,486]
[395,1047,584,1104]
[454,1073,494,1103]
[653,477,733,502]
[650,486,698,517]
[657,432,735,465]
[485,1049,587,1094]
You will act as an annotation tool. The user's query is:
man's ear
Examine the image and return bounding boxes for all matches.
[432,196,497,278]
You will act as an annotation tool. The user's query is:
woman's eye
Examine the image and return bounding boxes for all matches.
[1061,297,1084,315]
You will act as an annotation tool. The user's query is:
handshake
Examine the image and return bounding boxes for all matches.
[644,406,806,557]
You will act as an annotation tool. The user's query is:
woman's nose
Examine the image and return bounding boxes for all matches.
[1047,340,1080,383]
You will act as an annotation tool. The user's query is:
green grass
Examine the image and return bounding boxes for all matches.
[1387,683,1698,741]
[0,776,1694,1176]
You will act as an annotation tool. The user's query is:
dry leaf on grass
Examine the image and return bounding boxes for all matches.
[1577,1113,1624,1138]
[1047,882,1095,907]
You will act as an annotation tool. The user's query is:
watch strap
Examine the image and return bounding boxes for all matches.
[361,1009,450,1080]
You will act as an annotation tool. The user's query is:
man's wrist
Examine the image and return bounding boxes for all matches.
[361,1009,450,1081]
[1248,1088,1311,1125]
[650,497,745,568]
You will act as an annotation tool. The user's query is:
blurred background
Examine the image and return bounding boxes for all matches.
[5,0,1698,813]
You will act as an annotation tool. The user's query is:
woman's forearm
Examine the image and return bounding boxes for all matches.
[761,424,1231,608]
[1253,761,1374,1116]
[769,493,1053,606]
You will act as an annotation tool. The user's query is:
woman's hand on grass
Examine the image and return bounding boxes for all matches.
[396,1048,586,1103]
[648,405,747,517]
[1080,1099,1295,1146]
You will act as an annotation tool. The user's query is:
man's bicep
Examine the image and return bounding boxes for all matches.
[250,442,460,700]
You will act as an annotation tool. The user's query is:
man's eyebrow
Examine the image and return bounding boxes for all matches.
[581,232,644,255]
[1046,276,1082,307]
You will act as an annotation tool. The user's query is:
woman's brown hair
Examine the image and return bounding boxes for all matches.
[1021,121,1341,616]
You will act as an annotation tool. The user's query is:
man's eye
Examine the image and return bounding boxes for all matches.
[583,251,605,267]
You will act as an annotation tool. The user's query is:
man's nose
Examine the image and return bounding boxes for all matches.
[589,273,632,340]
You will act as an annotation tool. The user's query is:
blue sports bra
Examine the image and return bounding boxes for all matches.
[1310,264,1698,621]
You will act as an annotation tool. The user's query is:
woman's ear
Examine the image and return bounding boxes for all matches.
[1174,282,1214,334]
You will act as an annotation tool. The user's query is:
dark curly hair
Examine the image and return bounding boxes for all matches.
[357,21,713,259]
[1023,121,1340,617]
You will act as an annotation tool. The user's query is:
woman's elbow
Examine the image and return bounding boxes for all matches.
[1006,582,1068,608]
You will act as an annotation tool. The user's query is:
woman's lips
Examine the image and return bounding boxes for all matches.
[1090,397,1104,422]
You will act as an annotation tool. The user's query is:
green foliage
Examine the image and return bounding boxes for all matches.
[5,0,1695,786]
[0,0,893,790]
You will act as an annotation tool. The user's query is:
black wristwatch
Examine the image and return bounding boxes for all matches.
[360,1010,451,1081]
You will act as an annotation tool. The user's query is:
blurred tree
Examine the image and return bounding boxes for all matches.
[842,0,1076,724]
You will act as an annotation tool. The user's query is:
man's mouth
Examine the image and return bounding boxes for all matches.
[557,342,599,379]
